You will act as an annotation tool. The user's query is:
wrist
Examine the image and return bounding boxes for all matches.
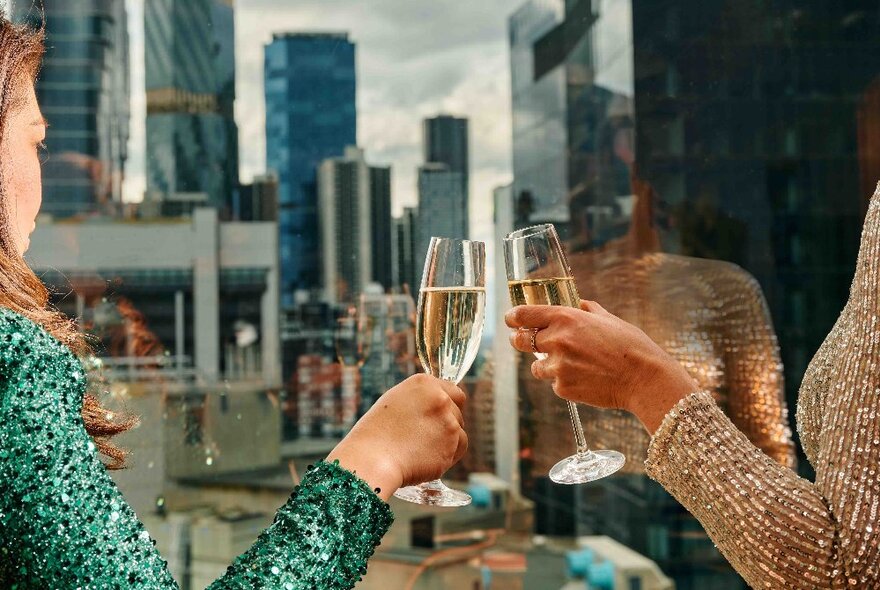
[326,443,403,502]
[629,359,697,435]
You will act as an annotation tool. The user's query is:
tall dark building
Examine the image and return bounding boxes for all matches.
[393,207,419,294]
[145,0,239,214]
[423,115,469,199]
[416,163,467,266]
[509,0,880,587]
[369,166,394,291]
[13,0,130,219]
[265,33,357,306]
[238,173,279,222]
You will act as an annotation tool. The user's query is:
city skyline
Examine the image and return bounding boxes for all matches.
[121,0,515,249]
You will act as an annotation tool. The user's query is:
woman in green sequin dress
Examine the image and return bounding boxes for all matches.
[0,15,469,590]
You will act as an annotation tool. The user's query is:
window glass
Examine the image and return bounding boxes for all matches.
[14,1,880,588]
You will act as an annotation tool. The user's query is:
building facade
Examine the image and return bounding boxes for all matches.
[13,0,130,219]
[508,0,880,587]
[416,163,467,267]
[145,0,240,214]
[265,32,357,305]
[369,166,394,291]
[423,115,469,200]
[393,206,419,294]
[317,146,372,304]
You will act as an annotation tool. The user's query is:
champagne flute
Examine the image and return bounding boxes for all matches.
[394,237,486,507]
[503,223,625,484]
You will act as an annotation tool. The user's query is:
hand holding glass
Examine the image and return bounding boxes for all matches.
[393,237,486,507]
[504,224,625,484]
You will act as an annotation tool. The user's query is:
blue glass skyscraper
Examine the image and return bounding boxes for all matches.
[145,0,239,213]
[264,33,357,306]
[12,0,130,219]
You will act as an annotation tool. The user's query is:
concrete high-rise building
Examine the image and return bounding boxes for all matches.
[416,163,467,267]
[369,166,394,291]
[28,208,281,387]
[145,0,240,214]
[393,207,419,293]
[13,0,130,219]
[317,147,372,304]
[423,115,469,199]
[265,32,357,305]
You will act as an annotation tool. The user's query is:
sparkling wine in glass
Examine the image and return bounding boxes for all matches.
[504,223,625,484]
[393,237,486,507]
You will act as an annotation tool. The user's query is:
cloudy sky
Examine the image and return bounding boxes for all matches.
[122,0,524,336]
[123,0,520,241]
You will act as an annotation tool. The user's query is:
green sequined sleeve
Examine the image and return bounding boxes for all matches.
[0,308,393,589]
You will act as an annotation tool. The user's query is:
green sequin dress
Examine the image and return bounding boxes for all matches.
[0,307,394,589]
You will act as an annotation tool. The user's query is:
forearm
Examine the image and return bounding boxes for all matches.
[645,392,838,588]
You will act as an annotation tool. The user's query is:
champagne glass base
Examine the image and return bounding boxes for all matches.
[394,480,472,507]
[549,449,625,484]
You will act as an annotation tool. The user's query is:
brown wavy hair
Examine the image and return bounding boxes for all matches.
[0,13,136,468]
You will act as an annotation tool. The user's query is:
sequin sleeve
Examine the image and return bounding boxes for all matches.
[646,393,837,588]
[205,461,394,590]
[646,184,880,588]
[0,309,393,589]
[646,385,877,588]
[716,267,796,469]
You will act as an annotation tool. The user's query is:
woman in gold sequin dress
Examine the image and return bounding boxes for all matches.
[506,182,880,588]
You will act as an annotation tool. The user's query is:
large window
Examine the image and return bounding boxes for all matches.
[18,0,880,588]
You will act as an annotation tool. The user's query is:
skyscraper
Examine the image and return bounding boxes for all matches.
[416,163,467,266]
[509,0,879,586]
[369,166,394,291]
[13,0,130,219]
[145,0,239,213]
[393,207,419,294]
[264,33,357,306]
[423,115,469,199]
[317,147,372,304]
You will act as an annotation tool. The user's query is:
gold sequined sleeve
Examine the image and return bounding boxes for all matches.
[716,266,797,469]
[646,393,840,588]
[646,184,880,588]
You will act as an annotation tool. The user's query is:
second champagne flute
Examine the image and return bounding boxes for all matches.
[393,237,486,507]
[504,223,625,484]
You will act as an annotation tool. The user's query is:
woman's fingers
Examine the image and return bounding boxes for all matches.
[448,397,464,428]
[454,428,468,463]
[531,357,555,380]
[509,327,549,353]
[438,380,466,409]
[504,305,558,329]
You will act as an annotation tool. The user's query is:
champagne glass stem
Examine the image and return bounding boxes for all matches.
[567,401,589,458]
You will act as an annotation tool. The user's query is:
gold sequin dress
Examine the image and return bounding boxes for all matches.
[646,183,880,588]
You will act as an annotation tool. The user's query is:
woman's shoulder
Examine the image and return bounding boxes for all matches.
[0,306,80,380]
